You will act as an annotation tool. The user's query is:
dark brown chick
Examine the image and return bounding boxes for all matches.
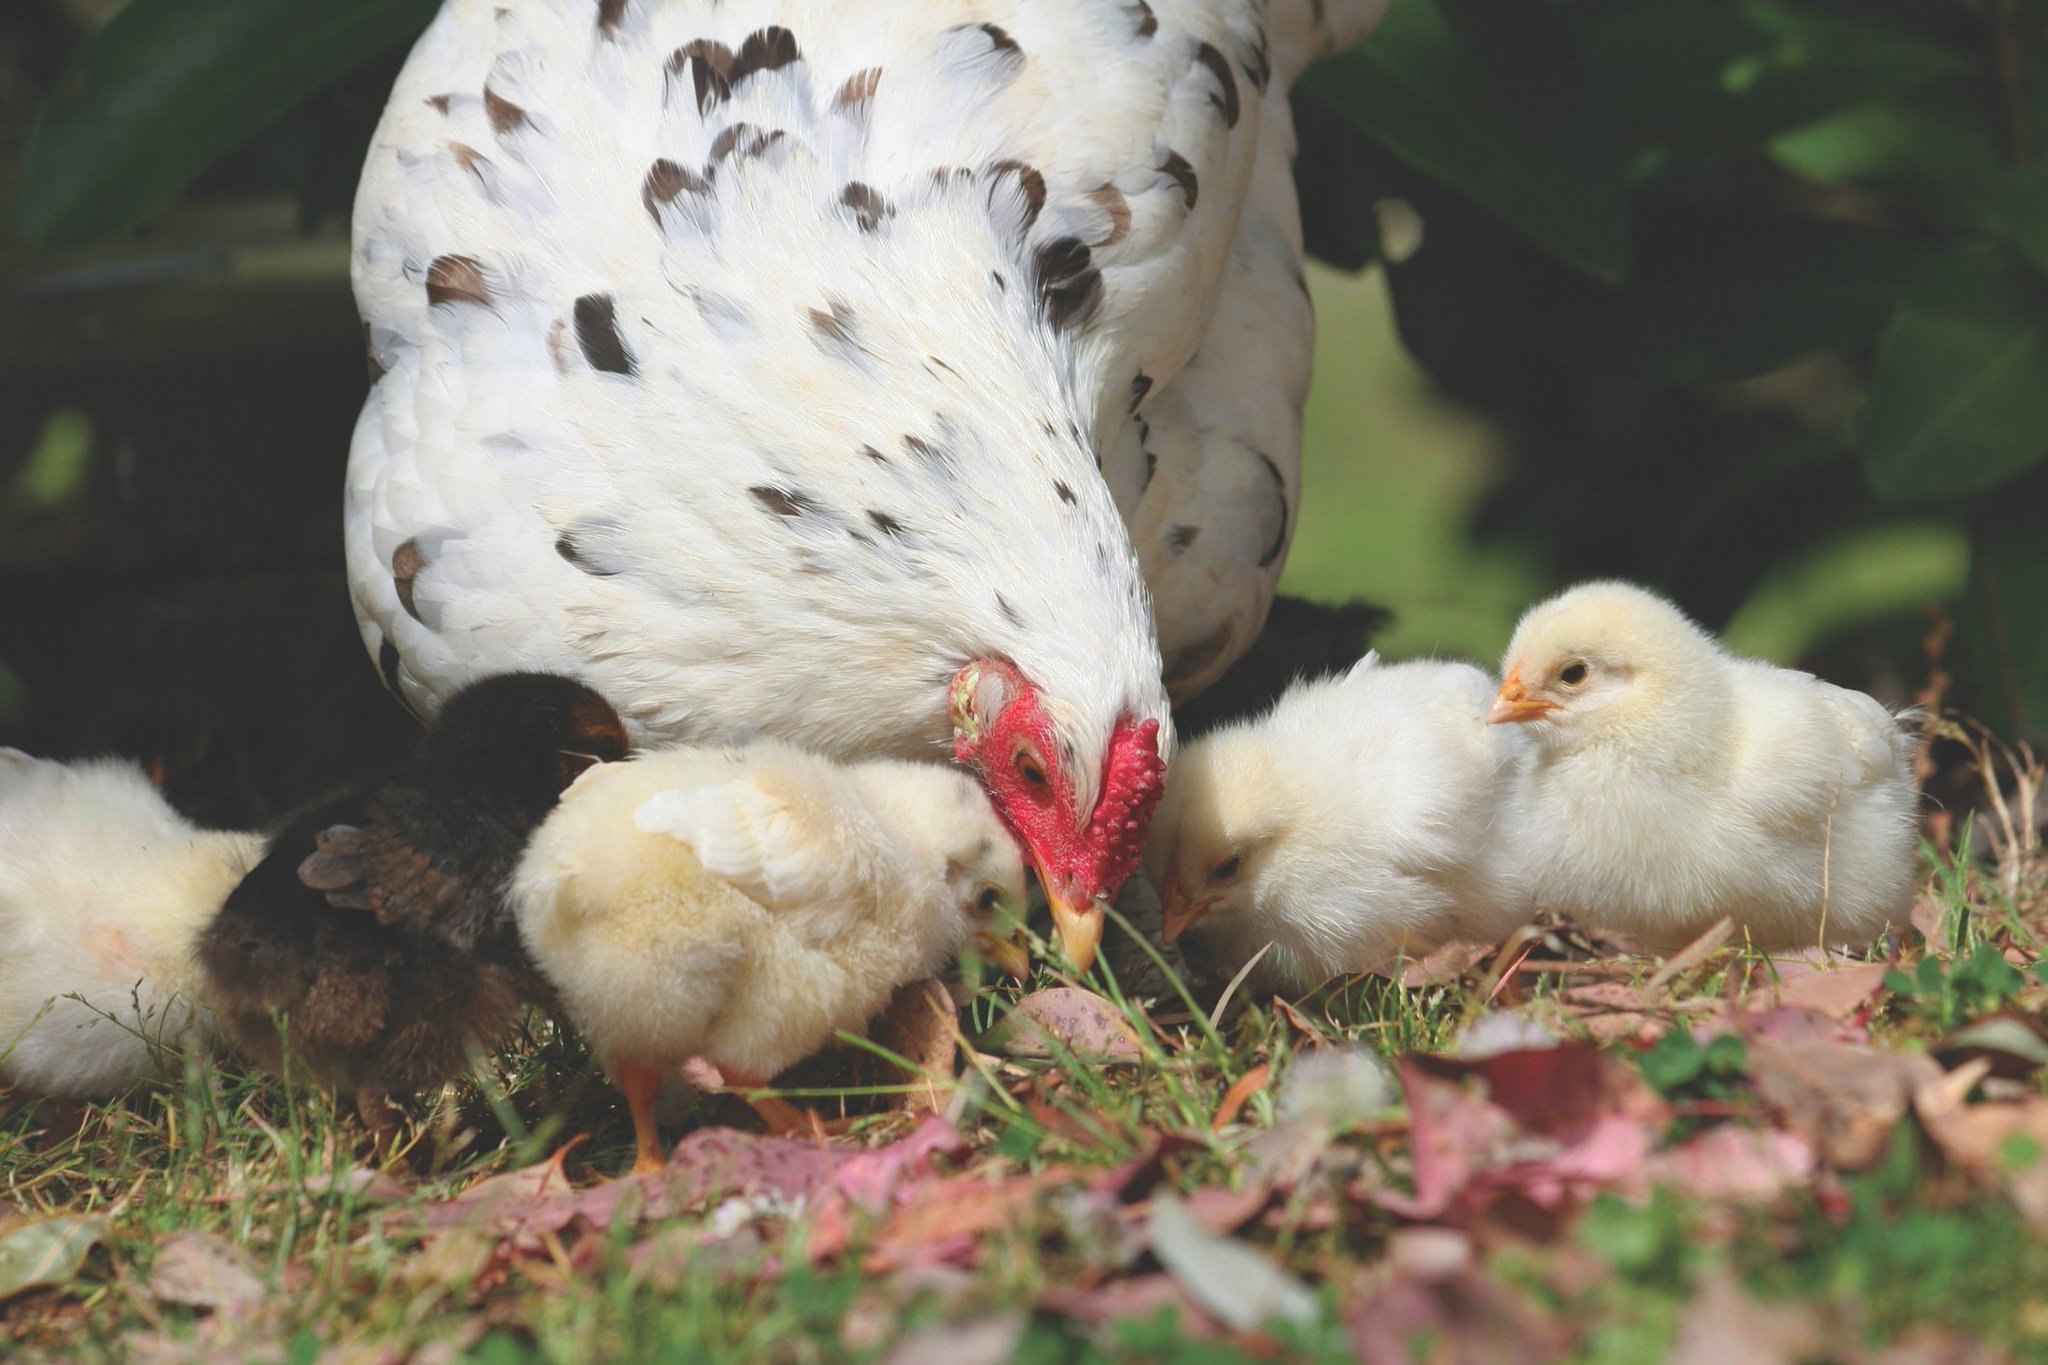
[194,672,628,1146]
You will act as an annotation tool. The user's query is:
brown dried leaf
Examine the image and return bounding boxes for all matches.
[1913,1080,2048,1228]
[883,1314,1026,1365]
[1350,1254,1564,1365]
[303,1167,413,1205]
[1748,1040,1941,1169]
[1148,1193,1318,1332]
[1669,1272,1825,1365]
[0,1216,104,1302]
[1041,1272,1223,1335]
[1383,1052,1657,1221]
[868,979,963,1113]
[992,988,1143,1059]
[1746,962,1891,1022]
[1647,1126,1815,1204]
[147,1232,264,1314]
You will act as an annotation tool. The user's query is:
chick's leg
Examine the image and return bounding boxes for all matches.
[618,1058,667,1175]
[354,1086,411,1170]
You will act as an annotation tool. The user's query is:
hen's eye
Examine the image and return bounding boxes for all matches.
[1559,662,1590,687]
[1013,748,1048,789]
[1211,855,1243,883]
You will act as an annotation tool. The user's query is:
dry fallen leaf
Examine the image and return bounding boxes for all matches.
[1748,1040,1941,1169]
[1745,961,1891,1022]
[1350,1243,1564,1365]
[1913,1077,2048,1228]
[1147,1192,1318,1332]
[0,1216,105,1302]
[882,1313,1026,1365]
[1384,1051,1660,1222]
[1040,1272,1222,1336]
[990,988,1144,1060]
[303,1168,413,1205]
[1647,1126,1815,1204]
[1669,1272,1825,1365]
[147,1232,264,1314]
[868,979,964,1113]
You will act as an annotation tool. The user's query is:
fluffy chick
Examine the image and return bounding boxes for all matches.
[1146,654,1533,993]
[0,750,265,1097]
[1491,580,1918,951]
[511,745,1027,1174]
[193,673,627,1140]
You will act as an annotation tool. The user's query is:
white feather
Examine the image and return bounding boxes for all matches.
[348,0,1388,812]
[0,754,264,1097]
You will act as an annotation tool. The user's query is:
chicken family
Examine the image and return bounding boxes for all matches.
[0,0,1921,1167]
[0,579,1920,1161]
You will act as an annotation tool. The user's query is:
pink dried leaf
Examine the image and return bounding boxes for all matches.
[993,988,1144,1059]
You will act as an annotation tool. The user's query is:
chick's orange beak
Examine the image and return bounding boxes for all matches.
[975,929,1033,982]
[1159,880,1218,946]
[1037,859,1106,973]
[1487,668,1558,726]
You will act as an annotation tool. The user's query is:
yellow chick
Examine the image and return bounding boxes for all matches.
[510,744,1027,1173]
[1146,655,1533,993]
[0,750,264,1097]
[1491,581,1919,951]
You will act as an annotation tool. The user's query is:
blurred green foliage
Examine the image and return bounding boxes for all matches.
[11,0,2048,733]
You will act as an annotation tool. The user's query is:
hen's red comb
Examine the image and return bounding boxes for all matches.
[1083,716,1165,894]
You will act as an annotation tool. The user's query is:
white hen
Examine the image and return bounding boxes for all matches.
[346,0,1386,968]
[1145,655,1533,992]
[0,750,264,1098]
[1490,581,1919,952]
[511,743,1026,1172]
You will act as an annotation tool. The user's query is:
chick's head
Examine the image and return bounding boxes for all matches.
[848,760,1031,979]
[1145,728,1298,948]
[418,673,630,811]
[1491,581,1720,752]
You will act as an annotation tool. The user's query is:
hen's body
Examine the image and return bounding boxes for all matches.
[348,0,1383,759]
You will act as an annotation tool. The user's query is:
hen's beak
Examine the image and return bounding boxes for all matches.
[1159,881,1218,945]
[974,929,1033,982]
[1037,860,1106,973]
[1487,669,1558,726]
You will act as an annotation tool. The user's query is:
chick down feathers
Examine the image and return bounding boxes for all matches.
[0,751,264,1097]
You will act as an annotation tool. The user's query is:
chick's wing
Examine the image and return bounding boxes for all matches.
[632,781,835,910]
[297,821,469,934]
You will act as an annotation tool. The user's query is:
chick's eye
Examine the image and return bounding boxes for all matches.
[1559,661,1590,687]
[1210,855,1242,883]
[976,886,1004,913]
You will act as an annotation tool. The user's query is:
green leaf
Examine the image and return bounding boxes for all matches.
[1702,1033,1748,1076]
[1963,465,2048,738]
[1303,0,1630,281]
[1772,84,2048,282]
[16,0,437,248]
[1569,206,1935,385]
[1858,249,2048,503]
[1584,0,1965,165]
